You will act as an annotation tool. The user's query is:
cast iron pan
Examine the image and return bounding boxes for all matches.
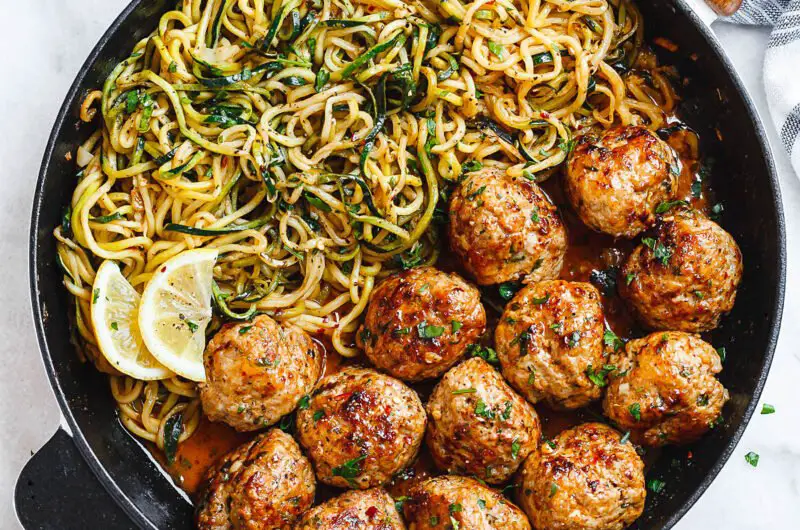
[16,1,786,528]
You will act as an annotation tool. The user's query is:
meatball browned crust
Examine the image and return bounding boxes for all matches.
[518,422,645,530]
[356,267,486,382]
[448,167,567,285]
[198,315,323,432]
[603,331,729,446]
[565,125,680,238]
[196,429,315,530]
[494,280,605,409]
[296,488,406,529]
[404,475,531,530]
[425,357,541,483]
[295,367,426,489]
[619,209,742,332]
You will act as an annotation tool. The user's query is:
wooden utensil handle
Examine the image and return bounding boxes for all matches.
[705,0,743,16]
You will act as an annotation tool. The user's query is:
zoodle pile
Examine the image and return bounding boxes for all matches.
[54,0,678,455]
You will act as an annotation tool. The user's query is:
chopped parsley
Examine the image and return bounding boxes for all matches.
[186,320,199,333]
[392,327,411,337]
[239,325,252,334]
[629,402,642,421]
[532,293,550,305]
[468,344,500,365]
[603,328,624,351]
[761,403,776,415]
[585,364,616,387]
[744,451,759,468]
[642,237,673,266]
[314,68,330,92]
[474,400,495,420]
[498,282,520,301]
[477,498,486,510]
[332,455,367,486]
[647,478,666,493]
[567,331,581,348]
[452,388,477,395]
[418,322,446,339]
[93,288,100,303]
[710,202,724,220]
[511,438,521,459]
[716,346,727,363]
[312,410,325,422]
[549,483,558,497]
[298,395,310,410]
[655,200,688,214]
[501,401,513,420]
[625,273,636,285]
[451,320,463,333]
[110,322,118,331]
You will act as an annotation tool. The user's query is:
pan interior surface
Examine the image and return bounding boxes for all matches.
[29,1,784,529]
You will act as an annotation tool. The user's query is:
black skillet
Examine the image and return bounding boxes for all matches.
[16,0,786,528]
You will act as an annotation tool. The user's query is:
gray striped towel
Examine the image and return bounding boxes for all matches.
[723,0,800,174]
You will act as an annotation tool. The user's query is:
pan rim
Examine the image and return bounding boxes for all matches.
[26,1,787,528]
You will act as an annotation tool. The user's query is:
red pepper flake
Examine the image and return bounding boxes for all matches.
[335,392,354,401]
[541,111,551,119]
[366,506,379,519]
[161,266,167,272]
[687,451,693,459]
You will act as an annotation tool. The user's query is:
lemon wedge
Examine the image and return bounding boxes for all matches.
[91,260,173,380]
[138,249,218,382]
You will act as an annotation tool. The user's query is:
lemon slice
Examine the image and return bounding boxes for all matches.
[91,260,173,380]
[138,249,218,382]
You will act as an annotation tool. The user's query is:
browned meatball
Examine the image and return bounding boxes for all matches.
[295,367,426,489]
[518,423,645,530]
[356,267,486,382]
[404,475,531,529]
[494,280,605,409]
[619,209,742,332]
[603,331,728,446]
[448,167,567,285]
[195,429,315,530]
[565,125,680,238]
[425,357,541,483]
[296,488,406,529]
[198,315,323,431]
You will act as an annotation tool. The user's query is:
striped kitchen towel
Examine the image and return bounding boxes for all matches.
[724,0,800,175]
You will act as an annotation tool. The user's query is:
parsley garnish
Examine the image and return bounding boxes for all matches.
[511,438,521,459]
[603,328,624,351]
[744,451,759,467]
[474,400,495,420]
[585,364,616,387]
[452,388,477,395]
[642,237,673,266]
[655,200,688,214]
[239,325,252,334]
[332,455,367,487]
[629,403,642,421]
[761,403,776,415]
[452,320,463,333]
[186,320,199,333]
[298,395,310,410]
[498,282,520,301]
[647,478,666,493]
[418,322,445,339]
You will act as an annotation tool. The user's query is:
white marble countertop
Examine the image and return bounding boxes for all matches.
[0,2,798,529]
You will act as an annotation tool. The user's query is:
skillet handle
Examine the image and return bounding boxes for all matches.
[14,428,137,530]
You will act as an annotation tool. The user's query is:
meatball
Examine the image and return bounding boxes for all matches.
[565,125,680,238]
[448,167,567,285]
[619,209,742,332]
[494,280,605,409]
[404,475,531,530]
[603,331,729,446]
[295,366,426,489]
[296,488,405,529]
[356,267,486,382]
[196,429,315,530]
[425,357,541,483]
[198,315,323,431]
[518,423,645,530]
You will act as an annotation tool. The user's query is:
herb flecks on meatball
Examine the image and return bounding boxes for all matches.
[495,280,605,409]
[426,357,541,483]
[518,422,646,530]
[566,125,680,238]
[198,315,323,432]
[404,475,531,530]
[603,331,729,446]
[357,267,486,382]
[448,167,567,285]
[195,429,315,530]
[295,367,426,489]
[619,209,742,332]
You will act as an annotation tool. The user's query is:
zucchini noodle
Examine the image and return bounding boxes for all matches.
[54,0,678,453]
